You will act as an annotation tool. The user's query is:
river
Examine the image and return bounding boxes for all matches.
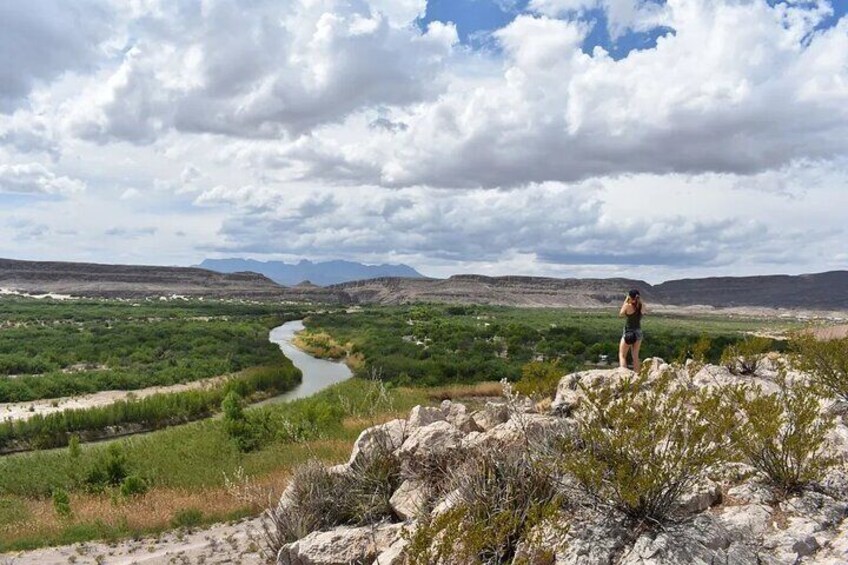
[257,319,353,405]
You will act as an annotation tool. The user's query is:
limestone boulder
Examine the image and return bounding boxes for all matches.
[469,402,509,431]
[279,522,404,565]
[676,479,722,515]
[390,479,428,520]
[348,419,407,468]
[395,420,464,475]
[408,405,445,429]
[440,400,481,433]
[466,413,565,451]
[551,368,634,417]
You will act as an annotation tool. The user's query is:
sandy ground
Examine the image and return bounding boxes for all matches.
[3,518,268,565]
[0,375,230,424]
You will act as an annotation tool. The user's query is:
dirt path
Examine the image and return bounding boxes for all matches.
[0,375,230,424]
[3,518,268,565]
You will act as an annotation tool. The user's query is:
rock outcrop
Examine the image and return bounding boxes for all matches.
[273,360,848,565]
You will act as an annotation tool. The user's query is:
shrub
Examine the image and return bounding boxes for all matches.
[792,334,848,401]
[68,434,81,459]
[721,336,772,376]
[406,449,565,565]
[222,391,259,452]
[263,460,349,552]
[119,475,149,498]
[514,360,562,399]
[84,444,128,491]
[52,488,72,518]
[729,374,836,496]
[563,371,734,524]
[171,508,203,529]
[264,441,402,556]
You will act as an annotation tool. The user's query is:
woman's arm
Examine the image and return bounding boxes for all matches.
[619,299,631,317]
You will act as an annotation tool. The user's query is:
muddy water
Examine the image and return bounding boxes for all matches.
[257,319,353,406]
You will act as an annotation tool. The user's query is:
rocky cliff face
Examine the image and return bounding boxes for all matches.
[330,271,848,311]
[270,360,848,565]
[331,274,653,308]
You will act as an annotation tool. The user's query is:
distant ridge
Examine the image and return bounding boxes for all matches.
[331,271,848,310]
[0,258,348,302]
[198,258,424,286]
[2,257,846,311]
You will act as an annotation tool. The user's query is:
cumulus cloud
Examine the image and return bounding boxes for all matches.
[0,114,60,159]
[0,163,86,195]
[0,1,113,113]
[273,1,848,188]
[67,0,457,142]
[196,180,803,271]
[1,0,846,278]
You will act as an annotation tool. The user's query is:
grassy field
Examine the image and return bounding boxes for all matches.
[300,305,799,386]
[0,378,438,551]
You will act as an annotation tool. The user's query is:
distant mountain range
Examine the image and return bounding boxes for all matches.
[0,258,348,302]
[330,271,848,311]
[1,257,846,311]
[198,258,424,287]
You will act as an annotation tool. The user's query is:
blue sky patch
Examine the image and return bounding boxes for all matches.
[419,0,844,58]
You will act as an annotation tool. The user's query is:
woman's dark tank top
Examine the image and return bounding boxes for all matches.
[625,306,642,330]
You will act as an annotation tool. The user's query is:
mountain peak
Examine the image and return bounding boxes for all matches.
[199,258,424,287]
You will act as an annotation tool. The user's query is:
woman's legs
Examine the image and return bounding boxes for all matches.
[631,339,642,373]
[618,338,630,368]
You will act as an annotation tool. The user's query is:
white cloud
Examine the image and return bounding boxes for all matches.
[1,0,846,280]
[0,163,86,195]
[66,0,457,143]
[0,1,114,113]
[529,0,671,38]
[275,1,848,189]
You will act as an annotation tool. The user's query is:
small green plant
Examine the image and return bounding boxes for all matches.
[564,370,735,524]
[792,334,848,401]
[729,374,836,496]
[119,475,149,498]
[68,434,81,459]
[52,488,72,518]
[222,391,259,452]
[721,336,772,375]
[514,360,562,399]
[171,508,203,529]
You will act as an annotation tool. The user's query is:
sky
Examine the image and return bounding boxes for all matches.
[0,0,846,283]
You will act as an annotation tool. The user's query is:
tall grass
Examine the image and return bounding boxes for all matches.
[0,364,302,453]
[0,378,429,551]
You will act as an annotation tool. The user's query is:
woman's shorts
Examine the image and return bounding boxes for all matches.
[622,329,643,342]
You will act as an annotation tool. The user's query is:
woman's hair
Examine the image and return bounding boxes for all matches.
[627,290,643,314]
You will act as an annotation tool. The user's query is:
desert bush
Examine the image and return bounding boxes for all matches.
[119,474,149,498]
[721,336,773,376]
[171,508,203,529]
[264,439,402,555]
[51,488,71,518]
[729,374,836,495]
[406,449,565,565]
[514,360,562,399]
[792,334,848,401]
[222,391,259,452]
[83,444,129,492]
[563,371,735,524]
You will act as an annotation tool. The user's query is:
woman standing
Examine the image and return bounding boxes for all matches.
[619,289,645,372]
